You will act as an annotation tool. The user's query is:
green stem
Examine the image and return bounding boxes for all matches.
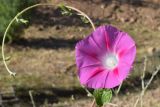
[2,3,95,76]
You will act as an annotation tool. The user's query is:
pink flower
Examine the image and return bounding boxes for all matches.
[75,25,136,89]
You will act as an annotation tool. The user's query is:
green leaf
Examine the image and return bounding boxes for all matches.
[19,18,28,24]
[80,16,89,24]
[58,4,72,16]
[16,17,28,24]
[58,4,66,11]
[93,89,112,106]
[0,56,11,61]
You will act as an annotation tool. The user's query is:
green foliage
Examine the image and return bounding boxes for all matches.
[0,56,11,61]
[80,16,89,24]
[59,4,73,16]
[16,18,29,24]
[0,0,36,42]
[59,4,90,24]
[93,89,112,107]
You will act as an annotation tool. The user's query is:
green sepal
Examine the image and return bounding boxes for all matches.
[93,89,112,106]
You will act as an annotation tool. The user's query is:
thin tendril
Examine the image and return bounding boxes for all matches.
[1,3,95,76]
[65,6,95,30]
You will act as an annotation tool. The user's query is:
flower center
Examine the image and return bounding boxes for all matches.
[104,54,118,69]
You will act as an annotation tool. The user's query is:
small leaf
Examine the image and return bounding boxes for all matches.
[58,4,66,11]
[19,18,28,24]
[15,17,19,22]
[58,4,72,16]
[80,16,89,24]
[93,89,112,106]
[0,56,11,61]
[15,17,28,24]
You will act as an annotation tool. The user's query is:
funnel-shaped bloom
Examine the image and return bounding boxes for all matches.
[75,25,136,89]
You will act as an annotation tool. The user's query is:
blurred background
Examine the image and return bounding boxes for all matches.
[0,0,160,107]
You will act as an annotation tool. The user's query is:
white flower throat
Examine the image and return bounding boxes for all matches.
[103,54,118,69]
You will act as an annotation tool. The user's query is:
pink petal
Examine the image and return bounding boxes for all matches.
[105,69,122,88]
[76,48,101,69]
[76,36,102,69]
[78,66,104,85]
[85,70,109,89]
[92,25,120,52]
[119,46,136,66]
[115,32,136,57]
[104,26,120,51]
[75,25,136,89]
[116,62,132,82]
[91,26,109,51]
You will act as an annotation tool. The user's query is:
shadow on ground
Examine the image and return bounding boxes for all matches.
[11,70,159,105]
[29,0,160,28]
[12,37,79,50]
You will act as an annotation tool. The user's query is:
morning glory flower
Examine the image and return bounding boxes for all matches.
[75,25,136,89]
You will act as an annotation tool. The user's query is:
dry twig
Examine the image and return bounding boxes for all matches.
[134,64,160,107]
[29,90,36,107]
